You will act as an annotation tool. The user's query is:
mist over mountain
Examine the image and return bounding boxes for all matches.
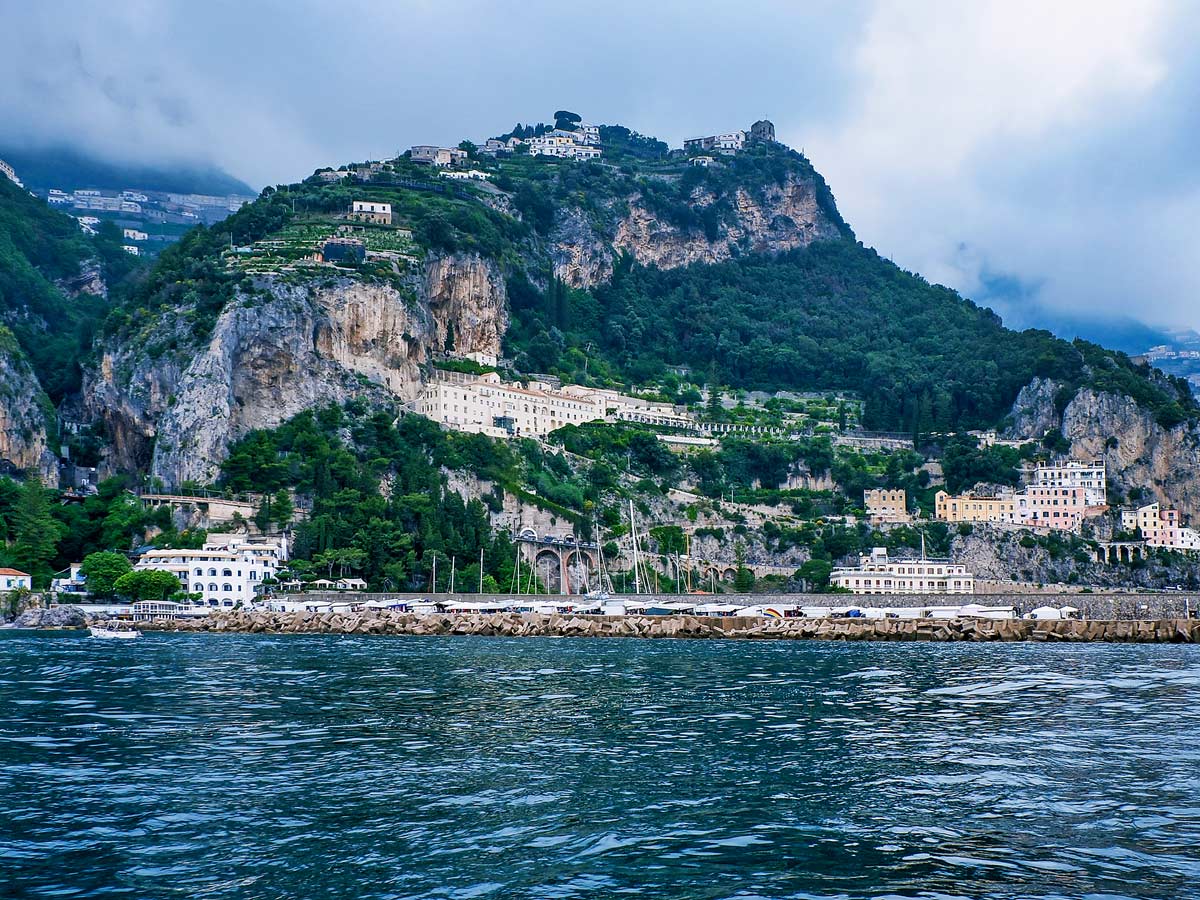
[0,145,255,196]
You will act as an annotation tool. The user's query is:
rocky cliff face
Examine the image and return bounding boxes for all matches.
[550,172,844,288]
[0,343,59,485]
[1006,377,1200,518]
[86,252,508,488]
[1062,388,1200,517]
[1005,377,1062,439]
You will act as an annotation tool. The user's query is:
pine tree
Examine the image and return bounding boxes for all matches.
[11,476,63,586]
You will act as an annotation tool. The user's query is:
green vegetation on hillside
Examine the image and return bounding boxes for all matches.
[88,121,1193,439]
[0,178,141,399]
[506,239,1195,431]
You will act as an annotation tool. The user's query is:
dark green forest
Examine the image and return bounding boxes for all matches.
[504,240,1195,432]
[0,177,141,400]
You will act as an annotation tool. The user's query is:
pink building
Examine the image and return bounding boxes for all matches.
[1015,486,1088,531]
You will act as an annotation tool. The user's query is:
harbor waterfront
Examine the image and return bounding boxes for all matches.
[2,632,1199,899]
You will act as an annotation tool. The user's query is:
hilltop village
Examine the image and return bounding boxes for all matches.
[4,109,1200,624]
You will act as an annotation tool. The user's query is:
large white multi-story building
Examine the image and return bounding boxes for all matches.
[134,534,288,608]
[1121,502,1200,551]
[1029,459,1107,506]
[831,548,974,595]
[416,370,605,438]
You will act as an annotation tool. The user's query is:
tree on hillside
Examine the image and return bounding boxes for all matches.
[554,110,581,128]
[11,476,63,586]
[112,569,181,602]
[796,559,832,592]
[79,551,133,599]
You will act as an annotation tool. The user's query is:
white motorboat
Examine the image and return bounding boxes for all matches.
[89,624,140,639]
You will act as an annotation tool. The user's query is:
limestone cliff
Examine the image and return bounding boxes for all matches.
[1061,388,1200,517]
[550,172,844,288]
[86,252,508,487]
[0,339,59,485]
[1007,377,1200,518]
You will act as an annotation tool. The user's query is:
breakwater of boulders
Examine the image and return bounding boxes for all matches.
[134,610,1200,642]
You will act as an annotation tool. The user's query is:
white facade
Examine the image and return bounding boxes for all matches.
[122,245,140,256]
[714,130,747,151]
[349,200,392,224]
[1029,459,1106,506]
[123,228,148,241]
[0,568,32,591]
[0,159,22,187]
[527,134,601,161]
[417,371,604,438]
[831,548,974,595]
[134,534,288,608]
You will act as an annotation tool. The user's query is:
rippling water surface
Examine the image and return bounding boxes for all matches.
[2,633,1199,899]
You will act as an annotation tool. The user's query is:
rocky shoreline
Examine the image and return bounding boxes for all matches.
[122,610,1200,643]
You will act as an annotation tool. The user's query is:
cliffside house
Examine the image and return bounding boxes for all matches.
[1028,458,1107,507]
[417,370,605,439]
[1121,502,1200,551]
[0,158,22,187]
[831,548,974,595]
[348,200,392,225]
[935,486,1096,532]
[410,145,467,167]
[865,489,911,525]
[0,568,32,591]
[684,130,747,154]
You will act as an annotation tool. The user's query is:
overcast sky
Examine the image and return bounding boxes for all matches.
[2,1,1198,337]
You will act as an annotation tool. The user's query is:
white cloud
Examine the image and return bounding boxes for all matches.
[802,0,1199,330]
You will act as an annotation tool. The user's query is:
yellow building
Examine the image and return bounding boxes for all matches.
[864,489,910,524]
[934,490,1017,525]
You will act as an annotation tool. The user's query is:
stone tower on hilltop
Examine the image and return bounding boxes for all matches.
[750,120,776,143]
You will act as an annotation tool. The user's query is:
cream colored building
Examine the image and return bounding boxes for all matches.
[935,490,1017,525]
[831,548,974,594]
[1121,502,1200,551]
[935,487,1092,532]
[865,489,910,524]
[560,385,694,428]
[417,371,604,438]
[349,201,392,225]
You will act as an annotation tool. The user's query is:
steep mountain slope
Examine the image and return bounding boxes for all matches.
[0,118,1187,495]
[0,177,142,479]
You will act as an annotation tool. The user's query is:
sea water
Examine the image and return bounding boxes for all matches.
[1,631,1198,899]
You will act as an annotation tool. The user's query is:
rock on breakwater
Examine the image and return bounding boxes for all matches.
[136,610,1200,643]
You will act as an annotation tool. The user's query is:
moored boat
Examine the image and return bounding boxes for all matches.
[89,624,140,639]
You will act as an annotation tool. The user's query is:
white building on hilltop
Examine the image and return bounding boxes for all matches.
[1029,459,1106,506]
[831,547,974,595]
[0,159,22,188]
[134,534,288,608]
